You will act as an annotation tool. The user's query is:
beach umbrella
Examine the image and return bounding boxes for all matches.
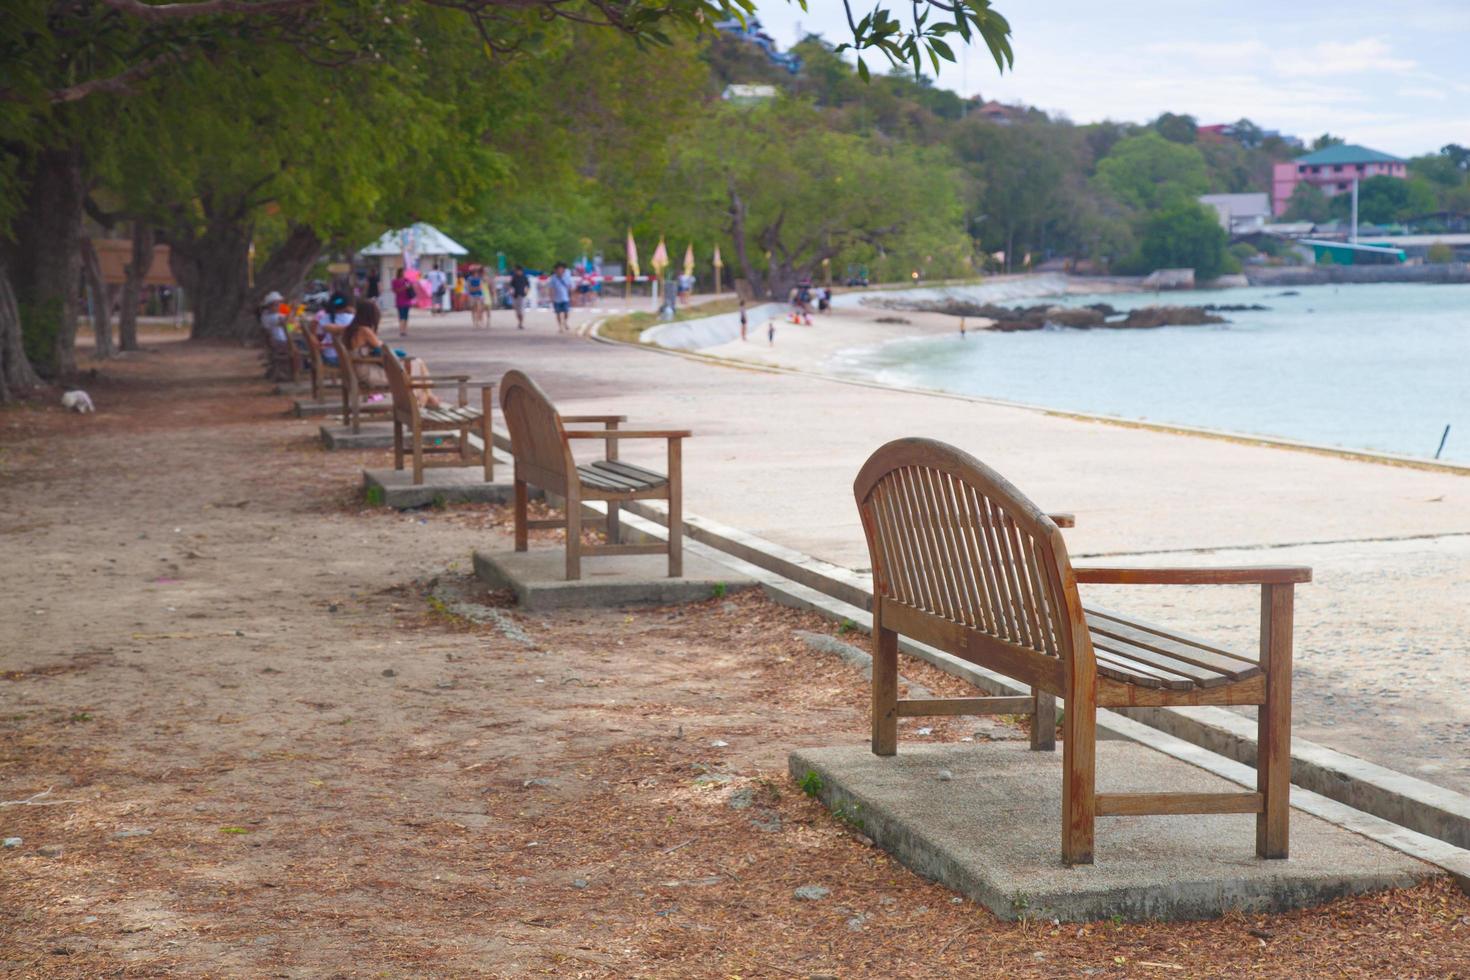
[651,237,669,274]
[682,243,695,277]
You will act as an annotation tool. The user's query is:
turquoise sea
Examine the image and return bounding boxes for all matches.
[829,282,1470,463]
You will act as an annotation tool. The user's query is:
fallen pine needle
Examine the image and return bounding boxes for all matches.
[0,787,84,808]
[1138,963,1185,971]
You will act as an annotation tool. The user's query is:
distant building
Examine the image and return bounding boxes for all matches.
[973,100,1023,125]
[712,17,801,73]
[721,84,777,104]
[1272,144,1406,216]
[1199,193,1271,235]
[1198,123,1302,149]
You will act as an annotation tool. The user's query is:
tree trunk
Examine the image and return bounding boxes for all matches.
[252,223,323,310]
[169,215,254,341]
[80,236,114,359]
[0,257,43,402]
[118,222,154,352]
[11,144,85,379]
[170,217,322,342]
[726,185,767,299]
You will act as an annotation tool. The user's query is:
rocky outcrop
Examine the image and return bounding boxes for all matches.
[885,298,1231,331]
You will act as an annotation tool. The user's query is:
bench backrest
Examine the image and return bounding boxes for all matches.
[380,348,418,425]
[853,438,1092,680]
[500,370,572,494]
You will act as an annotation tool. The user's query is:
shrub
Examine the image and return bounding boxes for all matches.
[1427,242,1455,264]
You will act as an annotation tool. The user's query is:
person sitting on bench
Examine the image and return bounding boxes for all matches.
[324,302,443,409]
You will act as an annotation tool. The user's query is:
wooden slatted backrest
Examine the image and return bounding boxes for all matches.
[329,333,359,400]
[853,437,1091,671]
[499,370,572,495]
[379,348,418,426]
[301,324,328,372]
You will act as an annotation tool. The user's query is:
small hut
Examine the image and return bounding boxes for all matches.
[359,223,469,310]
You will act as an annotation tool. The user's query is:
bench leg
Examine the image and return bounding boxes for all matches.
[1062,681,1097,865]
[871,618,898,756]
[1257,583,1294,859]
[513,476,528,552]
[667,439,683,578]
[606,501,621,545]
[393,420,404,471]
[411,417,424,485]
[565,497,582,580]
[481,389,494,484]
[1031,689,1056,751]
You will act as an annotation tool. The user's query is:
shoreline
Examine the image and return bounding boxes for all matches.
[618,288,1470,476]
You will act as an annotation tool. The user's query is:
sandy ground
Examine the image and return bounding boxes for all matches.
[700,304,963,373]
[4,341,1470,976]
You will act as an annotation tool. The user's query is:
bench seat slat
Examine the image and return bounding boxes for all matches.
[1085,604,1258,665]
[595,459,668,485]
[1092,651,1193,690]
[1089,636,1233,688]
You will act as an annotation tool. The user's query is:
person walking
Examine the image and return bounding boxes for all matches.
[425,265,447,316]
[549,261,573,333]
[510,264,530,330]
[365,269,380,302]
[466,268,489,329]
[390,268,415,337]
[739,299,748,341]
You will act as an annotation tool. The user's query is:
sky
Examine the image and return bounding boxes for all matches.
[750,0,1470,157]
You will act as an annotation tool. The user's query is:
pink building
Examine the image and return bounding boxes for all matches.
[1272,144,1407,215]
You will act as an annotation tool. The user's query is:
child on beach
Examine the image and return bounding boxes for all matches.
[739,300,748,341]
[767,320,775,346]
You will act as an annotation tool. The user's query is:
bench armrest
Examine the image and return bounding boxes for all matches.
[561,414,627,425]
[564,429,690,440]
[1047,512,1075,528]
[405,376,487,388]
[1073,565,1311,586]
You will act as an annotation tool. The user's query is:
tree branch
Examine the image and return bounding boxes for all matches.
[96,0,322,21]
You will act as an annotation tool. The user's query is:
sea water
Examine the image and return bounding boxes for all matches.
[828,282,1470,462]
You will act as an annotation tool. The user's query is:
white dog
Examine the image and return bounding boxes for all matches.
[61,390,95,413]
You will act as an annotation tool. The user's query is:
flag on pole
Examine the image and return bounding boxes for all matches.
[712,244,723,269]
[651,236,669,274]
[626,229,640,278]
[682,243,695,277]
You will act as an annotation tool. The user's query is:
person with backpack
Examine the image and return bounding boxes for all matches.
[390,268,415,337]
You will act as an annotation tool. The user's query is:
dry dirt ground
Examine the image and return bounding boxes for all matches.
[2,339,1469,978]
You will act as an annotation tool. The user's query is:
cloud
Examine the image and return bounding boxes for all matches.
[1397,85,1449,101]
[1274,39,1416,77]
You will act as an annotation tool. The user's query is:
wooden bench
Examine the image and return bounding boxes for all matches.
[500,369,689,581]
[299,326,342,403]
[853,437,1308,865]
[330,334,392,434]
[380,349,494,485]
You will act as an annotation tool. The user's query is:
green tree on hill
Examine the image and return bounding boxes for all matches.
[1093,131,1209,212]
[1328,175,1437,225]
[1282,182,1332,223]
[1139,202,1230,280]
[1153,112,1197,144]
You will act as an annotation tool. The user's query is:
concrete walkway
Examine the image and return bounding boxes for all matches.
[390,307,1470,793]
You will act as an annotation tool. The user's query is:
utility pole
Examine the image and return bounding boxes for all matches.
[1350,177,1359,243]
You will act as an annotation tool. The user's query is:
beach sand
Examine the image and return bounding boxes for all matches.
[699,301,971,372]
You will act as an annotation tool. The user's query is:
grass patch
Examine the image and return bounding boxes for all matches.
[598,296,747,344]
